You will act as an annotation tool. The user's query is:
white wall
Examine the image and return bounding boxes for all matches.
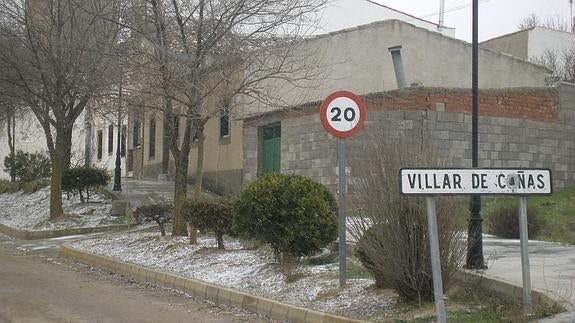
[0,111,86,180]
[0,107,127,180]
[241,20,548,117]
[315,0,455,38]
[88,109,127,177]
[528,27,575,60]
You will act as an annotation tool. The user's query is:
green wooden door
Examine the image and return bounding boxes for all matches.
[261,124,281,174]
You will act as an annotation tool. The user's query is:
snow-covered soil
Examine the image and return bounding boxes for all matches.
[0,188,115,231]
[70,232,395,320]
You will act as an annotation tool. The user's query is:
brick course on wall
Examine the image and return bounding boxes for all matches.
[243,84,575,192]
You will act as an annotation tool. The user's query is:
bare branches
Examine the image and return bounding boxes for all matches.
[518,12,572,32]
[0,0,123,219]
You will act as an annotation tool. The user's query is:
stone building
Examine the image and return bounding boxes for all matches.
[243,83,575,191]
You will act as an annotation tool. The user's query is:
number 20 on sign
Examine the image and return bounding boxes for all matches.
[320,91,366,138]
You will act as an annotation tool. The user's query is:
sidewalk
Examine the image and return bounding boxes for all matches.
[481,235,575,321]
[108,178,217,207]
[107,178,190,206]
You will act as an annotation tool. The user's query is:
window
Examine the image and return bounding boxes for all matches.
[108,124,114,155]
[133,115,141,148]
[121,125,126,157]
[97,130,103,160]
[219,104,230,138]
[149,115,156,159]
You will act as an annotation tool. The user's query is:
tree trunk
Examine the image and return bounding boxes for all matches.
[192,124,205,200]
[216,233,224,249]
[161,112,170,177]
[49,154,64,220]
[62,126,73,170]
[172,154,191,238]
[49,126,73,220]
[7,109,15,182]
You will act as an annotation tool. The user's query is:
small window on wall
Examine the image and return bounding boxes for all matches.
[121,125,126,157]
[133,117,141,148]
[108,124,114,155]
[149,115,156,159]
[219,104,230,138]
[97,130,103,160]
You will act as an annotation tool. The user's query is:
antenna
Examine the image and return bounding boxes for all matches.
[570,0,574,32]
[439,0,446,27]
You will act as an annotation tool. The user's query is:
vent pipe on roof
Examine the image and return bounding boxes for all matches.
[388,46,408,89]
[439,0,445,27]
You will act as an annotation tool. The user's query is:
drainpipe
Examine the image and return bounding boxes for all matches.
[439,0,445,27]
[388,46,408,89]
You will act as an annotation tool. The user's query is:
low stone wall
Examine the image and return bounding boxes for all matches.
[0,223,133,240]
[455,270,571,312]
[60,244,364,323]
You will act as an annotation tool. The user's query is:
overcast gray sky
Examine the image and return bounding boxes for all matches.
[375,0,572,42]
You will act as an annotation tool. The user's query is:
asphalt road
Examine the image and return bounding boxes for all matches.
[0,236,272,323]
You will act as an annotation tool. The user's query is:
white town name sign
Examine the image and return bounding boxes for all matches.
[400,168,552,195]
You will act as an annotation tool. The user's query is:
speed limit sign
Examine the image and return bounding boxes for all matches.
[319,90,366,288]
[320,91,366,138]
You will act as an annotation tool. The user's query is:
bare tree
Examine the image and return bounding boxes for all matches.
[0,0,123,219]
[516,13,575,85]
[125,0,327,238]
[518,12,571,32]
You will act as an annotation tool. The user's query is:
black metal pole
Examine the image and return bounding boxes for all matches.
[466,0,486,269]
[113,74,123,191]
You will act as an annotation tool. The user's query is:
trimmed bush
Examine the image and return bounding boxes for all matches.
[133,204,173,236]
[487,203,544,239]
[62,167,109,203]
[233,173,337,262]
[184,197,233,249]
[3,150,51,182]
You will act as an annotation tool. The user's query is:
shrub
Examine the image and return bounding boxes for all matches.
[21,178,50,193]
[184,197,234,249]
[62,167,109,203]
[487,203,544,239]
[133,204,173,236]
[349,126,465,303]
[0,179,21,194]
[3,150,51,182]
[233,173,337,263]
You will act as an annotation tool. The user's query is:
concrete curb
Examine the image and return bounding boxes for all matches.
[456,270,573,312]
[60,244,365,323]
[0,222,133,240]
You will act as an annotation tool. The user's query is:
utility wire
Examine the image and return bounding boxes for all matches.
[419,0,495,19]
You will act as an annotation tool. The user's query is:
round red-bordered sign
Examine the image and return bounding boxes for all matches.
[320,91,366,138]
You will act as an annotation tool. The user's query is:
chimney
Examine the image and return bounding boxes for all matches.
[388,46,408,89]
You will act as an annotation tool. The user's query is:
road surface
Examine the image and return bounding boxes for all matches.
[0,235,272,322]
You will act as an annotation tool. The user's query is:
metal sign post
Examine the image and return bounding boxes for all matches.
[320,90,366,288]
[425,197,447,323]
[338,138,347,287]
[518,196,533,314]
[400,168,552,321]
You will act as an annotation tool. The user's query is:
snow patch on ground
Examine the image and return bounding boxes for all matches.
[0,188,114,231]
[70,232,395,320]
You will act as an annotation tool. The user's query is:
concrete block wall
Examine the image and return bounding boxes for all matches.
[243,85,575,193]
